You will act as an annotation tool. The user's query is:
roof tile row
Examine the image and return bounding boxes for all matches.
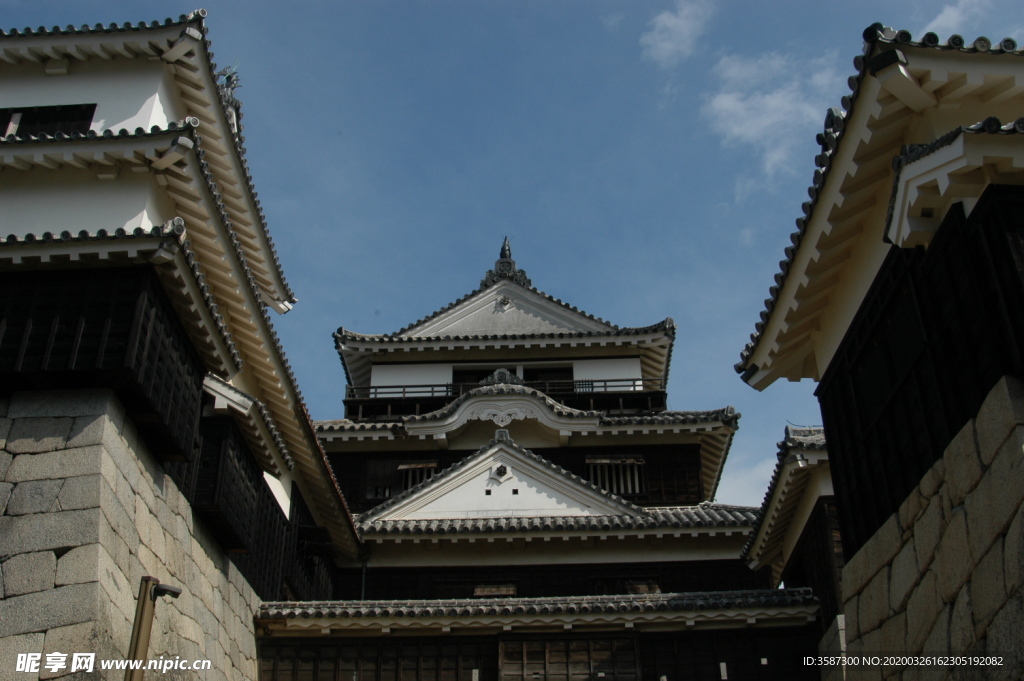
[259,588,817,620]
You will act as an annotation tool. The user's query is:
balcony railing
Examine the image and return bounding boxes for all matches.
[343,377,667,420]
[346,377,664,400]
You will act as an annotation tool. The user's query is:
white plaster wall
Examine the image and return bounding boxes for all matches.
[370,364,452,388]
[406,466,602,519]
[0,169,174,235]
[573,358,643,389]
[0,59,185,132]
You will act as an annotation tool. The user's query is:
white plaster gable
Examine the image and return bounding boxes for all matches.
[402,280,614,337]
[367,434,639,522]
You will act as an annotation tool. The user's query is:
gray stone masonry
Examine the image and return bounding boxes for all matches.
[2,551,56,597]
[0,390,260,681]
[839,376,1024,680]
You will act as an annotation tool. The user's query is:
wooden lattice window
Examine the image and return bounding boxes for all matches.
[399,462,437,491]
[587,457,646,496]
[1,104,96,137]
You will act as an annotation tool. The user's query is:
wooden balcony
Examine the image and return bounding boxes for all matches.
[344,378,667,420]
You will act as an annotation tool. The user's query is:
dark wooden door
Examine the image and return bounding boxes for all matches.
[499,638,639,681]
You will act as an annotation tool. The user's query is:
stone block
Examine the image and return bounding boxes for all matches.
[101,488,138,552]
[56,475,101,511]
[879,610,906,654]
[985,592,1024,678]
[845,515,903,599]
[944,419,981,507]
[899,486,925,537]
[0,451,12,480]
[0,632,45,680]
[934,509,973,604]
[98,602,132,659]
[975,376,1024,466]
[3,550,56,596]
[921,603,950,655]
[859,567,891,635]
[0,481,12,515]
[0,508,100,558]
[915,494,945,572]
[97,551,135,624]
[6,417,74,454]
[890,536,919,612]
[1004,501,1024,596]
[5,446,103,483]
[0,417,12,449]
[0,582,99,638]
[6,478,64,515]
[971,538,1005,636]
[115,475,135,523]
[949,584,974,653]
[964,430,1024,559]
[39,622,102,680]
[906,570,941,651]
[56,544,101,586]
[966,428,1024,548]
[919,458,945,500]
[65,413,111,450]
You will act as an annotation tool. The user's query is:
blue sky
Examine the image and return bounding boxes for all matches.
[5,0,1020,505]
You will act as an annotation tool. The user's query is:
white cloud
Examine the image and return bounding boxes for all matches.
[702,52,839,182]
[601,13,625,32]
[714,455,775,506]
[922,0,992,37]
[640,0,715,69]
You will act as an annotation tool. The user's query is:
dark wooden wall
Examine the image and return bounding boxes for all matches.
[818,185,1024,556]
[779,499,844,631]
[258,627,819,681]
[338,560,770,601]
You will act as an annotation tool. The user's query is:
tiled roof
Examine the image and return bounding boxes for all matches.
[203,374,294,471]
[259,588,817,620]
[884,117,1024,240]
[742,426,826,561]
[390,246,621,336]
[0,10,296,306]
[600,407,738,427]
[736,25,1024,378]
[314,394,737,434]
[0,14,195,37]
[359,503,758,537]
[359,431,644,523]
[0,119,194,145]
[781,425,826,451]
[335,319,676,345]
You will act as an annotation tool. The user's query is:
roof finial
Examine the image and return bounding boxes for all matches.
[481,237,532,288]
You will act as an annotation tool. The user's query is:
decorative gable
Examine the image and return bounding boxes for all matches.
[363,431,639,522]
[403,279,614,337]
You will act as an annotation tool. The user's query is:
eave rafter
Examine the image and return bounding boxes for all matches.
[738,26,1024,388]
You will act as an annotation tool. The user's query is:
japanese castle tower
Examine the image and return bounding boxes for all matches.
[258,242,821,679]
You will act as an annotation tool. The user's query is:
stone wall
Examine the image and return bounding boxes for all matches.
[837,376,1024,681]
[0,390,259,681]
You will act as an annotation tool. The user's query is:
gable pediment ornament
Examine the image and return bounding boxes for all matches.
[468,403,538,427]
[481,236,532,288]
[478,368,524,386]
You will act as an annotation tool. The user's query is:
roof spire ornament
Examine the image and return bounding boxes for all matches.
[481,236,532,288]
